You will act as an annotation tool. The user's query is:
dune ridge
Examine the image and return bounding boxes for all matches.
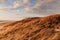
[0,14,60,40]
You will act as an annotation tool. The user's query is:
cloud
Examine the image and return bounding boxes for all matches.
[0,6,12,11]
[32,0,55,8]
[12,0,23,8]
[23,0,30,5]
[45,0,55,2]
[12,0,30,9]
[0,0,59,14]
[24,6,31,11]
[24,0,60,15]
[0,0,23,11]
[33,0,43,9]
[23,0,56,11]
[0,0,30,11]
[0,0,7,3]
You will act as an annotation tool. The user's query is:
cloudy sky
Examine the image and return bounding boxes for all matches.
[0,0,60,20]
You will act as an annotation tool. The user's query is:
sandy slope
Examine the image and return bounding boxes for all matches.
[0,14,60,40]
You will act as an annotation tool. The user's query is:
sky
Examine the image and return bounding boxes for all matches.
[0,0,60,20]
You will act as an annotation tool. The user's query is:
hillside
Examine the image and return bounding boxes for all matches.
[0,14,60,40]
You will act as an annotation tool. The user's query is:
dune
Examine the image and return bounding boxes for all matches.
[0,14,60,40]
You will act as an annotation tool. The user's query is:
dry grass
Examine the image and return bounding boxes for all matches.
[0,14,60,40]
